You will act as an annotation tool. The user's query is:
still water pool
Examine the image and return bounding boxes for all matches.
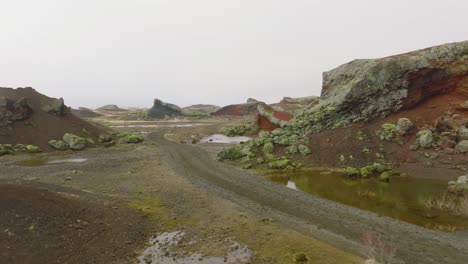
[264,169,468,231]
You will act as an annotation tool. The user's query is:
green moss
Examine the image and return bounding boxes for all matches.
[344,167,361,178]
[118,133,144,144]
[377,123,398,142]
[222,125,254,137]
[379,172,391,182]
[217,147,245,161]
[268,159,292,169]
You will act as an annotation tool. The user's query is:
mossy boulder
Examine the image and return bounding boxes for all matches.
[379,172,391,182]
[263,142,274,154]
[286,145,299,154]
[25,145,41,153]
[222,125,253,137]
[396,118,413,135]
[416,130,434,148]
[118,134,144,144]
[345,167,361,178]
[0,145,10,156]
[217,147,245,161]
[63,133,88,150]
[98,134,113,143]
[48,140,69,150]
[298,144,311,156]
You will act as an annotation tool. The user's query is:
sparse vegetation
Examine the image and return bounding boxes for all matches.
[222,124,254,137]
[362,231,397,264]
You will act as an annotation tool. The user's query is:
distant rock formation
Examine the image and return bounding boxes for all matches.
[71,107,102,118]
[0,87,108,149]
[96,104,128,112]
[246,98,263,104]
[147,99,183,119]
[314,40,468,125]
[183,104,220,115]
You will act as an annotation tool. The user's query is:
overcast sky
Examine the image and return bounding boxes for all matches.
[0,0,467,108]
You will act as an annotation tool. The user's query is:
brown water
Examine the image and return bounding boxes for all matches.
[265,169,468,231]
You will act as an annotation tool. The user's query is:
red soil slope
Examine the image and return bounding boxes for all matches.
[0,87,108,150]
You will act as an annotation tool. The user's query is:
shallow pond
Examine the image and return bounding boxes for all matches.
[265,169,468,231]
[200,134,251,144]
[15,158,88,167]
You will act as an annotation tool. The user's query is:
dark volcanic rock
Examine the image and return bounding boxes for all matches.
[0,96,33,127]
[42,97,70,116]
[147,99,182,119]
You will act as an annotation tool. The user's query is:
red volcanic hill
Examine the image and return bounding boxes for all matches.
[0,87,109,150]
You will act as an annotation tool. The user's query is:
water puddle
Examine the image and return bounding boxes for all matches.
[200,134,251,144]
[15,158,88,167]
[265,169,468,231]
[138,231,251,264]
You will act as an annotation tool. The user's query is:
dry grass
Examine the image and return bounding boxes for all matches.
[425,192,468,216]
[362,231,397,264]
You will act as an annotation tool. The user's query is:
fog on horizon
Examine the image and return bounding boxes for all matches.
[0,0,467,109]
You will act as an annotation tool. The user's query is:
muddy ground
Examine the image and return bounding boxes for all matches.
[1,122,467,264]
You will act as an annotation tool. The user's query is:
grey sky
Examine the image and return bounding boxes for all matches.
[1,0,467,108]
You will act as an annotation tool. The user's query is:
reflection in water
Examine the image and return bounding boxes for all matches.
[200,134,251,144]
[265,169,468,231]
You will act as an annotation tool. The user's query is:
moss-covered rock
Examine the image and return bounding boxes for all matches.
[298,144,311,156]
[48,140,69,150]
[25,145,41,153]
[98,134,113,143]
[416,130,434,148]
[63,133,88,150]
[345,167,361,178]
[222,125,253,137]
[379,172,391,182]
[118,133,144,144]
[217,147,245,161]
[286,145,299,154]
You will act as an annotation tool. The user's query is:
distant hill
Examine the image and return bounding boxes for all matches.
[183,104,220,115]
[96,104,128,112]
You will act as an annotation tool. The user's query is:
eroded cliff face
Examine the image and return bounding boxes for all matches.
[318,41,468,124]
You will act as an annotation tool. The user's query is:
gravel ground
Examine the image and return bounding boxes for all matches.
[147,132,468,264]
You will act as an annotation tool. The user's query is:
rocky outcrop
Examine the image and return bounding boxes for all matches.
[246,98,263,104]
[182,104,220,115]
[257,103,293,130]
[308,41,468,128]
[147,99,182,119]
[42,98,69,116]
[0,96,33,127]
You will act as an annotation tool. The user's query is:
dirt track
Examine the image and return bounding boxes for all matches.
[147,132,468,264]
